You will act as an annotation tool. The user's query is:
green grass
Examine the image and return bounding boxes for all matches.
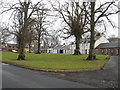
[1,52,109,70]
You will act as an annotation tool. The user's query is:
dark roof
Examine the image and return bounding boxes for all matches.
[40,47,50,50]
[53,45,71,50]
[40,48,48,50]
[96,40,120,49]
[60,45,70,50]
[7,44,17,46]
[108,38,120,42]
[54,45,63,49]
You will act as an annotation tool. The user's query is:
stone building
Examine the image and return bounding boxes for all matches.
[95,40,120,56]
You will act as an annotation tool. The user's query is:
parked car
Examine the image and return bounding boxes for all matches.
[11,50,18,53]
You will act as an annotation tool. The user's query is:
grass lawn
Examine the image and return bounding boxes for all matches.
[1,52,109,70]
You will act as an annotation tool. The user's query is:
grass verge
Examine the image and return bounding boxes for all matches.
[1,52,109,70]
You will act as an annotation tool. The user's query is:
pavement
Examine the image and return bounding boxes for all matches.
[2,63,95,88]
[1,56,119,88]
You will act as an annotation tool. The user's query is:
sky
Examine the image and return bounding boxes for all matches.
[118,1,120,38]
[0,0,119,44]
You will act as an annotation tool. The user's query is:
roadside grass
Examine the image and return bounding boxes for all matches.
[1,52,109,70]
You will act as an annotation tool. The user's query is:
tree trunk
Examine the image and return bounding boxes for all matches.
[17,2,29,60]
[87,2,96,60]
[17,36,25,60]
[74,36,81,55]
[17,54,25,60]
[36,30,41,54]
[28,42,31,53]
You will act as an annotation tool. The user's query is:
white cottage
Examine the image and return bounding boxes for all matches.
[46,44,74,54]
[52,45,63,53]
[32,35,109,55]
[71,35,109,54]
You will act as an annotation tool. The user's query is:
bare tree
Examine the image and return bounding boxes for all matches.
[48,35,61,48]
[84,0,120,60]
[33,8,49,54]
[50,0,89,55]
[0,23,12,45]
[26,29,34,53]
[1,0,48,60]
[16,1,32,60]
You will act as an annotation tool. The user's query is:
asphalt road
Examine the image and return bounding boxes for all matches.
[2,63,95,88]
[43,56,119,88]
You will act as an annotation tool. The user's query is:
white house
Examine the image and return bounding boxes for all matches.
[52,45,63,53]
[72,35,109,54]
[31,34,109,55]
[59,45,73,54]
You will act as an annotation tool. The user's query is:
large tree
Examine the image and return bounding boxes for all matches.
[85,0,120,60]
[1,0,47,60]
[16,1,31,60]
[86,1,96,60]
[34,8,50,54]
[50,0,89,55]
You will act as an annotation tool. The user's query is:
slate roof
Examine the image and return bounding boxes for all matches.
[54,45,63,49]
[7,44,17,46]
[60,45,71,50]
[40,47,49,50]
[53,45,71,50]
[96,40,120,49]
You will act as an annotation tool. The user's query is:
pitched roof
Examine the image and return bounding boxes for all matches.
[60,45,71,50]
[7,44,17,46]
[96,40,120,49]
[53,45,71,50]
[54,45,63,49]
[40,47,49,50]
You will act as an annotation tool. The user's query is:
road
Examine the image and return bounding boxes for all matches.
[45,56,118,88]
[2,63,95,88]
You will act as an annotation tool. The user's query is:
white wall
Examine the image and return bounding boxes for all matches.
[80,43,90,54]
[47,36,109,54]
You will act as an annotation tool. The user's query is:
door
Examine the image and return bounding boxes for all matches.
[60,50,63,53]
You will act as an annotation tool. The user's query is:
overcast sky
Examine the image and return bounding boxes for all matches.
[0,0,119,44]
